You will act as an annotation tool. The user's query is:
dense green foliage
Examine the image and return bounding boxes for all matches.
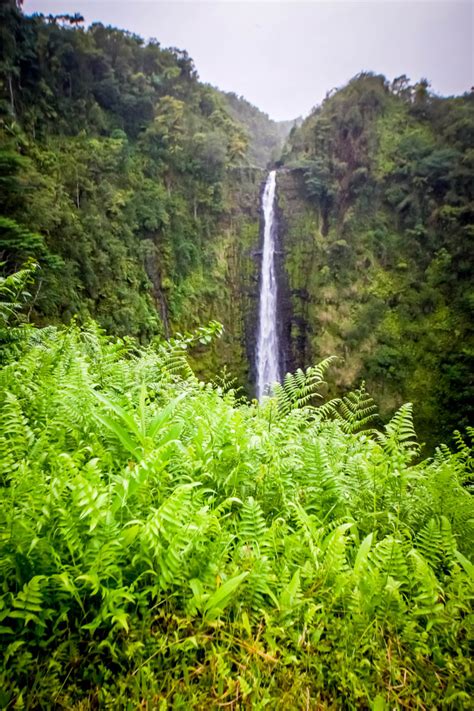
[280,73,474,447]
[0,3,272,385]
[1,5,472,707]
[1,6,472,442]
[1,271,473,708]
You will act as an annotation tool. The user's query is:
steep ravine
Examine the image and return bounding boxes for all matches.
[1,6,471,445]
[274,163,473,448]
[183,168,264,390]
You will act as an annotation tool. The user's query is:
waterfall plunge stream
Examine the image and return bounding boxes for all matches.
[256,170,281,399]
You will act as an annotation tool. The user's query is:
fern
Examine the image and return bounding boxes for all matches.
[8,576,49,628]
[0,392,34,478]
[0,318,472,707]
[369,536,410,591]
[299,437,345,520]
[289,502,323,571]
[416,516,457,572]
[333,383,379,434]
[320,522,353,582]
[0,260,37,361]
[408,550,444,624]
[452,428,474,487]
[376,403,419,460]
[238,497,269,549]
[273,357,337,416]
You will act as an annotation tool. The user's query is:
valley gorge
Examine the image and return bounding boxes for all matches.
[1,5,473,448]
[2,4,474,708]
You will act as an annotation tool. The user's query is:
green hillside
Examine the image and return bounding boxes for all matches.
[221,91,295,167]
[278,73,474,447]
[1,4,473,707]
[0,4,273,386]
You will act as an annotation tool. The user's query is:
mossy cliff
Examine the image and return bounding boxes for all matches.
[0,8,281,390]
[277,166,407,411]
[183,168,263,390]
[1,7,472,443]
[276,74,473,447]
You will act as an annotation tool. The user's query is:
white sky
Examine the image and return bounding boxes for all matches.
[24,0,474,121]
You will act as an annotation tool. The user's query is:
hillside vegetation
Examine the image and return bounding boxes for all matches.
[1,4,473,706]
[0,3,283,387]
[279,73,474,446]
[1,266,473,708]
[1,6,472,446]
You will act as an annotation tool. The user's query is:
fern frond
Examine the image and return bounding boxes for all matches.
[376,403,419,460]
[238,497,269,549]
[416,516,457,572]
[273,357,337,416]
[333,383,379,434]
[408,549,444,623]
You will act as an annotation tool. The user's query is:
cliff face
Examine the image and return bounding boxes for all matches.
[0,9,274,392]
[276,169,320,375]
[184,168,263,391]
[276,75,474,447]
[276,167,401,407]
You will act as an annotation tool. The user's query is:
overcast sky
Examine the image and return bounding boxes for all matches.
[23,0,473,121]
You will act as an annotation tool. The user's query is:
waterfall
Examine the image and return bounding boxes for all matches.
[256,170,281,399]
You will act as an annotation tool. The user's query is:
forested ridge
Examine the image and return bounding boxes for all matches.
[0,1,287,384]
[278,73,474,447]
[1,2,473,708]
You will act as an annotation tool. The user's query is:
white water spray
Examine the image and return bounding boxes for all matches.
[256,170,281,399]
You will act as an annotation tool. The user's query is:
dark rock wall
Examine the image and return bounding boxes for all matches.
[187,168,263,393]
